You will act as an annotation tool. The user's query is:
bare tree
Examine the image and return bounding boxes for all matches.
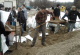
[30,0,74,8]
[74,0,80,8]
[16,0,25,8]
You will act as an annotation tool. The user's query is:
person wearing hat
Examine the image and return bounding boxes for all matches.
[21,4,27,31]
[31,6,54,47]
[68,6,80,32]
[62,6,80,32]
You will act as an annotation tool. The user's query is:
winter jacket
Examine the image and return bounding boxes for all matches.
[12,10,16,18]
[8,10,16,22]
[68,10,80,23]
[22,8,27,20]
[17,11,26,24]
[35,10,53,23]
[54,7,60,17]
[62,13,68,21]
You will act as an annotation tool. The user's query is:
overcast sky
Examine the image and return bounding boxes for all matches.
[49,0,74,2]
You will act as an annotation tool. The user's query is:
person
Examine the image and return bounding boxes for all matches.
[11,6,16,26]
[48,4,61,34]
[54,4,60,20]
[22,4,28,31]
[8,7,16,26]
[49,4,60,33]
[0,20,5,55]
[7,8,12,25]
[62,6,80,32]
[0,4,4,10]
[60,6,66,12]
[31,6,54,47]
[62,10,69,21]
[68,6,80,32]
[52,6,54,10]
[0,6,4,54]
[17,7,26,34]
[0,4,12,54]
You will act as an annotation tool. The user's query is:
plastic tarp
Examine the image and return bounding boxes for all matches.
[0,10,10,54]
[1,34,9,54]
[13,35,33,43]
[0,10,10,26]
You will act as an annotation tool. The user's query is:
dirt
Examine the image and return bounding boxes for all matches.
[4,26,80,55]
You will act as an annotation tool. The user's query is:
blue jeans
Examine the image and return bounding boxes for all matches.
[68,23,75,32]
[12,18,16,26]
[12,22,16,26]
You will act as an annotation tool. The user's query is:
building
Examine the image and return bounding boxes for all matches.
[0,0,31,8]
[0,0,16,7]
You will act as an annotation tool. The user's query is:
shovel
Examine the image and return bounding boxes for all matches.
[25,22,48,41]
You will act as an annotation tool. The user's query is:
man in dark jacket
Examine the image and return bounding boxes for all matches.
[54,4,60,20]
[17,7,26,34]
[22,4,27,31]
[62,6,80,32]
[10,7,16,26]
[31,6,54,47]
[68,6,80,32]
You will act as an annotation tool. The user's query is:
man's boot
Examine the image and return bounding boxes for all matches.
[42,42,46,46]
[31,44,35,47]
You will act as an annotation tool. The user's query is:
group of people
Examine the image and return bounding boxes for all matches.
[7,4,27,33]
[17,4,27,33]
[0,3,80,54]
[62,6,80,32]
[50,4,80,33]
[0,4,28,54]
[31,4,80,47]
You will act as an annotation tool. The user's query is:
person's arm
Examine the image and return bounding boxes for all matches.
[46,10,54,16]
[46,10,55,20]
[0,21,5,35]
[77,11,80,19]
[35,12,40,23]
[17,12,20,22]
[67,11,71,21]
[13,10,16,18]
[62,14,67,21]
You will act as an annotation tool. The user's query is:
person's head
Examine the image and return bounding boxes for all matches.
[0,4,4,10]
[12,6,16,10]
[57,4,60,8]
[18,7,22,11]
[40,5,46,10]
[71,6,76,11]
[22,4,26,9]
